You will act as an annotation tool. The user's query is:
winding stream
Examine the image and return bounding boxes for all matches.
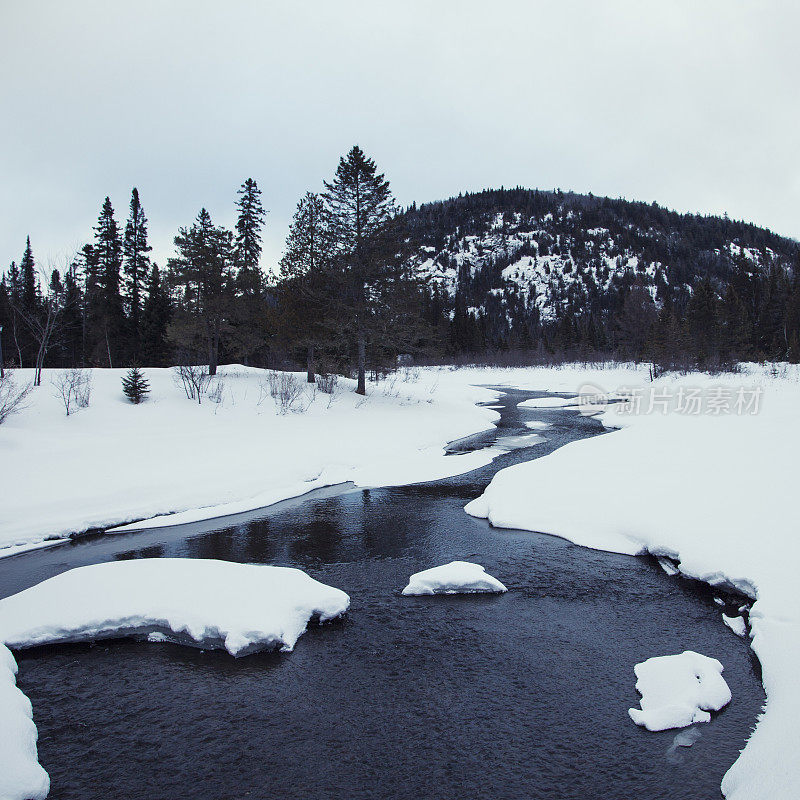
[0,389,764,799]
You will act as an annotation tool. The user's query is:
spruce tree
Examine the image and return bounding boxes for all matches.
[279,192,334,381]
[123,188,151,361]
[121,366,150,404]
[94,197,125,366]
[61,262,84,366]
[321,145,398,394]
[19,237,38,314]
[169,209,233,375]
[234,178,266,295]
[140,264,171,366]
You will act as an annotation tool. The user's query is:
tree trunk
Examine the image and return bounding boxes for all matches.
[306,344,315,383]
[34,345,45,386]
[105,326,113,368]
[356,329,366,395]
[209,330,218,376]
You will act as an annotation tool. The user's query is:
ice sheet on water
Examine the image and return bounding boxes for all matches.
[493,432,543,451]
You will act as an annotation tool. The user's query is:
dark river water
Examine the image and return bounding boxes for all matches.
[0,389,764,800]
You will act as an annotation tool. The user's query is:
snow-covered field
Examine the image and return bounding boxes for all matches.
[0,365,502,553]
[461,361,800,800]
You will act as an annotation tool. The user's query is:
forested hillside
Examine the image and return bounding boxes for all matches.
[400,188,800,367]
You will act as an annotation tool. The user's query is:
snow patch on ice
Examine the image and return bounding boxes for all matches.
[402,561,508,595]
[628,650,732,731]
[524,420,551,430]
[517,396,578,408]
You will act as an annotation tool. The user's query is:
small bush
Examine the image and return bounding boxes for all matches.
[173,364,211,403]
[208,379,225,405]
[122,367,150,404]
[316,373,338,394]
[0,370,32,424]
[265,370,304,414]
[51,368,92,416]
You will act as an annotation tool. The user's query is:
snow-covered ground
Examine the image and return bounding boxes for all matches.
[0,643,49,800]
[0,365,502,553]
[462,361,800,800]
[628,651,732,732]
[402,560,508,595]
[3,360,799,798]
[0,559,350,655]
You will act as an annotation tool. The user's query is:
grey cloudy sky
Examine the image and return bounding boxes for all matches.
[1,1,798,274]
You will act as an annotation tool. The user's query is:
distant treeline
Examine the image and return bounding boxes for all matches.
[2,165,800,386]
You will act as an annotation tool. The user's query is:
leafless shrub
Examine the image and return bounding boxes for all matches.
[0,371,32,424]
[400,366,421,383]
[208,379,225,405]
[51,368,92,416]
[173,364,211,404]
[265,370,305,414]
[316,373,338,394]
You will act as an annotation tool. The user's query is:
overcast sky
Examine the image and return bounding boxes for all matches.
[1,1,798,275]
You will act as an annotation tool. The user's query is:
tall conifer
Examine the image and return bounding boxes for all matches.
[123,188,151,359]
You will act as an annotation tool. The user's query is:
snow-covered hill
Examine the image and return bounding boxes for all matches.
[400,188,799,348]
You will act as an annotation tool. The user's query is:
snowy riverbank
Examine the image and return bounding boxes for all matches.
[462,362,800,800]
[0,365,502,554]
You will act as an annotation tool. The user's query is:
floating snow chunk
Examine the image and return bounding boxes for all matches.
[656,556,680,577]
[0,643,50,800]
[628,651,732,731]
[723,614,748,638]
[0,559,350,656]
[402,561,507,595]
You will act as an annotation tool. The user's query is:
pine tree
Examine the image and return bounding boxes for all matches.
[321,145,399,394]
[140,264,171,366]
[123,188,151,361]
[94,197,125,366]
[234,178,266,295]
[279,192,334,381]
[719,285,751,363]
[169,209,233,375]
[19,237,38,315]
[686,277,719,367]
[121,366,150,403]
[3,262,24,367]
[61,261,84,366]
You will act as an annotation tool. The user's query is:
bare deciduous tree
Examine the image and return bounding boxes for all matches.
[10,258,77,387]
[0,370,32,425]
